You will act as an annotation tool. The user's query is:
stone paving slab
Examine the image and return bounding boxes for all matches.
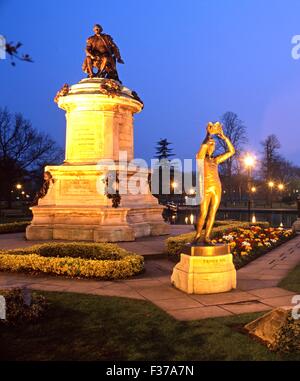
[189,290,258,306]
[260,295,297,308]
[247,287,295,299]
[219,301,271,315]
[153,297,203,311]
[166,306,234,321]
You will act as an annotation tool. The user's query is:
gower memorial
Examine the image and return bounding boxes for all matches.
[26,24,169,242]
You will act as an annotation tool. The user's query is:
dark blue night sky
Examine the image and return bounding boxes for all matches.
[1,0,300,165]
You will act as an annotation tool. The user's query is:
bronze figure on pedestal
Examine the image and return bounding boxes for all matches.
[82,24,124,82]
[193,122,235,245]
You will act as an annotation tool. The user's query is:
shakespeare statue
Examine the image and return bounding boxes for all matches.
[82,24,124,82]
[193,122,235,245]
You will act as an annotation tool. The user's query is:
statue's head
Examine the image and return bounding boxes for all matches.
[207,137,216,157]
[44,171,52,181]
[93,24,103,34]
[207,121,222,135]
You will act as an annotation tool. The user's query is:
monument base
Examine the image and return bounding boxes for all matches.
[26,205,169,242]
[26,164,169,243]
[171,244,237,294]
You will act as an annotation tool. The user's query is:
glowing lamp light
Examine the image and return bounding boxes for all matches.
[279,222,284,229]
[251,215,256,224]
[244,154,256,168]
[189,188,195,195]
[171,182,177,189]
[268,181,274,188]
[190,214,194,225]
[16,184,22,190]
[278,183,284,191]
[185,216,188,224]
[251,186,256,193]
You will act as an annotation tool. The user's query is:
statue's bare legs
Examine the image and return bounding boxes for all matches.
[193,185,221,245]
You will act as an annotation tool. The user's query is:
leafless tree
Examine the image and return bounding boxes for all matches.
[5,40,33,66]
[217,111,248,201]
[260,134,281,181]
[0,107,63,207]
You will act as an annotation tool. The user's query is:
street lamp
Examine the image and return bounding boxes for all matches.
[268,181,274,208]
[278,183,284,208]
[16,184,22,190]
[243,154,256,220]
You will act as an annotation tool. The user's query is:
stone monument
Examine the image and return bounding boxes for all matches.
[26,24,169,242]
[171,122,237,294]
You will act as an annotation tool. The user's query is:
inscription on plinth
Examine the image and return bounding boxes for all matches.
[171,244,237,294]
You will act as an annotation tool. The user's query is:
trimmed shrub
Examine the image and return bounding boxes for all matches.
[0,243,144,280]
[0,221,30,234]
[8,242,131,260]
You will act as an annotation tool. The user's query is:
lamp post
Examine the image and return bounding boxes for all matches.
[268,181,274,208]
[278,183,284,208]
[243,154,256,221]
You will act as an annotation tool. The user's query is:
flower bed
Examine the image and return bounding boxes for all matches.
[0,243,144,280]
[166,222,295,269]
[217,226,295,268]
[166,221,269,257]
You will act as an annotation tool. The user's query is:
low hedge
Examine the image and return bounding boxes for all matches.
[0,221,30,234]
[166,221,270,257]
[0,243,144,280]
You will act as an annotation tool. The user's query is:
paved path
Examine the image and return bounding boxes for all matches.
[0,229,299,321]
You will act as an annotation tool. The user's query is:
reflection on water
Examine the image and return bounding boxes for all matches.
[163,209,297,228]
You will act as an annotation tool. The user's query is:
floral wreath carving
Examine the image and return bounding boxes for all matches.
[54,83,69,103]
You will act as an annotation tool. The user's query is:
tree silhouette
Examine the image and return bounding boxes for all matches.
[154,138,175,161]
[0,107,63,207]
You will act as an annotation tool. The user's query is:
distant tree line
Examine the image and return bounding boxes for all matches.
[153,111,300,206]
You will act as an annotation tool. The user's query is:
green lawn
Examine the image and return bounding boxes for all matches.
[0,291,299,361]
[279,264,300,293]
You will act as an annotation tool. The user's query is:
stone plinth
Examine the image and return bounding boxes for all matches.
[26,78,169,242]
[292,218,300,233]
[171,244,237,294]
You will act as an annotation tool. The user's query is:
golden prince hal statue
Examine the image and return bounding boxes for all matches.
[193,122,235,245]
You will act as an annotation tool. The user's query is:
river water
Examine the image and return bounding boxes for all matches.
[163,209,298,228]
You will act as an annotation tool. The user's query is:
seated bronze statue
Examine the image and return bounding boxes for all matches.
[193,122,235,245]
[82,24,124,82]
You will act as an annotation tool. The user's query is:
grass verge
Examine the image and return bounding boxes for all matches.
[0,291,299,361]
[279,264,300,293]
